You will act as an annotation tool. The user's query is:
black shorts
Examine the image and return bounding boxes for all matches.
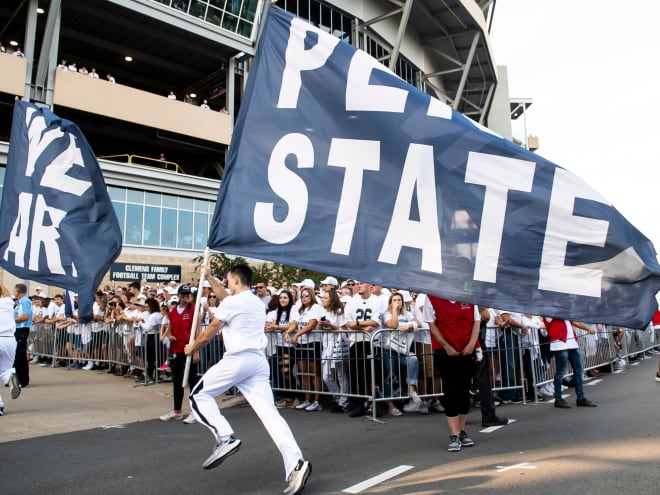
[294,341,322,361]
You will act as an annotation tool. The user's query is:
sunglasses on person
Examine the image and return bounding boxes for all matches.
[208,295,217,299]
[256,285,265,289]
[301,293,312,298]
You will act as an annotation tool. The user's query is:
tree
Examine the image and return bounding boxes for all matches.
[196,252,343,288]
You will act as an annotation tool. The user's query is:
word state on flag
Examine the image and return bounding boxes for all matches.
[0,101,122,321]
[209,7,660,328]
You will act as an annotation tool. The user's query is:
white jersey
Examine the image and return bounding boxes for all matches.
[266,308,292,349]
[290,304,323,344]
[343,294,384,344]
[214,290,268,355]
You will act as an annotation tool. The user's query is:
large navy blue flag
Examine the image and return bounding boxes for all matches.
[208,6,660,328]
[0,101,122,322]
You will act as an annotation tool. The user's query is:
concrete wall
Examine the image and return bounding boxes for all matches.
[53,69,232,145]
[0,52,26,97]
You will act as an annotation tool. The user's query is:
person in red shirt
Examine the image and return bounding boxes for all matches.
[424,296,480,452]
[542,318,597,409]
[652,309,660,382]
[160,285,200,421]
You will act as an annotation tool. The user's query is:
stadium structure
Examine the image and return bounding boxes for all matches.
[0,0,528,289]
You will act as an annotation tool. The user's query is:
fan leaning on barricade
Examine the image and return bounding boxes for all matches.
[381,292,423,417]
[317,288,349,413]
[285,285,323,412]
[541,318,597,409]
[341,281,386,418]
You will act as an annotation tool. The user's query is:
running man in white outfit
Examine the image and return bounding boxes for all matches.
[185,264,311,495]
[1,283,21,416]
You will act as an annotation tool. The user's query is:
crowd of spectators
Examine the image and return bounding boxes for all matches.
[19,273,660,432]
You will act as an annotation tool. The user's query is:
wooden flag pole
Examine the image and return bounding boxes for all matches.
[182,247,209,388]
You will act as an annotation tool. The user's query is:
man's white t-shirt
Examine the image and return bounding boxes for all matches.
[0,296,16,336]
[215,290,268,355]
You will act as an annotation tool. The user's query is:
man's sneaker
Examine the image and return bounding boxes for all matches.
[389,407,403,416]
[283,459,311,495]
[482,415,508,427]
[202,436,241,469]
[554,398,570,409]
[183,413,197,424]
[0,406,3,416]
[348,403,366,417]
[295,400,311,410]
[576,397,597,407]
[160,410,184,421]
[410,391,422,403]
[83,361,95,370]
[31,356,40,364]
[305,401,322,412]
[9,374,21,400]
[655,373,660,383]
[448,434,462,452]
[403,401,421,413]
[419,402,429,415]
[430,400,444,413]
[459,430,474,447]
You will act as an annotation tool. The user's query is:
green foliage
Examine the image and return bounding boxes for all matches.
[195,252,342,287]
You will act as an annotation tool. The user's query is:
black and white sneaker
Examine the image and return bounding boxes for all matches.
[9,374,21,400]
[0,406,4,416]
[202,436,241,469]
[283,459,312,495]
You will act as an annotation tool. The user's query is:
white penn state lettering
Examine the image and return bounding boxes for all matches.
[465,152,536,283]
[539,169,610,297]
[40,134,92,196]
[277,17,340,108]
[254,133,314,243]
[25,107,64,176]
[345,49,408,113]
[327,138,380,255]
[3,192,66,274]
[378,144,443,273]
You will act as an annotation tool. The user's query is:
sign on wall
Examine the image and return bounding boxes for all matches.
[110,262,181,283]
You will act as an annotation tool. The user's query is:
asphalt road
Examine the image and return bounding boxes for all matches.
[1,357,659,495]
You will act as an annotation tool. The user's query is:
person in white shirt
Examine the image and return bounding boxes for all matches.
[185,264,311,495]
[200,99,210,109]
[342,281,384,417]
[285,286,323,412]
[1,283,21,414]
[89,68,99,78]
[167,90,176,99]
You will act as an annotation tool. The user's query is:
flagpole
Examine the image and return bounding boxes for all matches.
[182,247,209,388]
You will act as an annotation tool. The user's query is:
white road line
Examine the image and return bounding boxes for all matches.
[585,379,603,386]
[495,462,537,472]
[480,418,517,433]
[342,465,414,494]
[100,424,126,429]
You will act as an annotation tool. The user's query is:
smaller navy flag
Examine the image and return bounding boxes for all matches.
[0,101,122,322]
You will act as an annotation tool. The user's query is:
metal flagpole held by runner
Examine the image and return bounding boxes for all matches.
[182,247,209,387]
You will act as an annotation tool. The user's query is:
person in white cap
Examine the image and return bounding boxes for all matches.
[318,276,338,297]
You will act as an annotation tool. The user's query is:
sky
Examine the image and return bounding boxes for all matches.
[489,1,660,257]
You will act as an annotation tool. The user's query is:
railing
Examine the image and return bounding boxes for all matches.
[97,154,183,174]
[28,321,660,420]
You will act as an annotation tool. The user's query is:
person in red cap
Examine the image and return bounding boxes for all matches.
[160,284,199,422]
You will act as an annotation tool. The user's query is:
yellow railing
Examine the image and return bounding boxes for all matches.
[97,154,183,174]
